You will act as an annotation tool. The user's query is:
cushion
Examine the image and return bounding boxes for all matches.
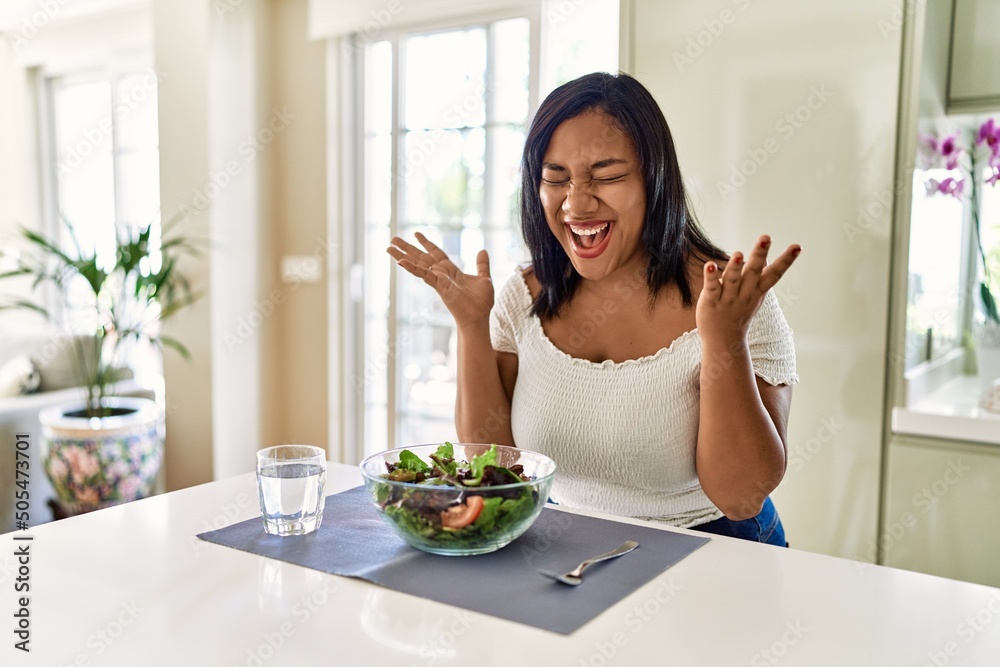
[0,355,41,398]
[29,335,95,391]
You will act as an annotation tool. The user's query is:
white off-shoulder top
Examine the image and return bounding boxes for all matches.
[489,267,799,528]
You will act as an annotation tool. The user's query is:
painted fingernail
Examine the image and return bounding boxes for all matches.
[761,239,771,249]
[707,263,716,273]
[734,254,742,264]
[792,246,802,256]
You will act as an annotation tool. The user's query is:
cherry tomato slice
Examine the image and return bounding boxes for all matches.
[440,495,484,529]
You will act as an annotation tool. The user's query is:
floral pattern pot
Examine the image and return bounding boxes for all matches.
[39,397,164,515]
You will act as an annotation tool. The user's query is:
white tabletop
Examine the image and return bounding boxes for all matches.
[3,463,999,666]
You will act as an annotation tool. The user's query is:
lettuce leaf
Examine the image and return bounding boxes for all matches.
[434,442,454,460]
[471,496,504,532]
[463,444,498,487]
[397,449,431,474]
[430,442,458,476]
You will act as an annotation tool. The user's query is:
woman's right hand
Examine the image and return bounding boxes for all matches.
[387,232,494,329]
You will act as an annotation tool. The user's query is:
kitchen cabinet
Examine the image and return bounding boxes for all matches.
[949,0,1000,112]
[883,435,1000,587]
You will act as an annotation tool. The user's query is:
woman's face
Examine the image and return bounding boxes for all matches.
[539,110,647,282]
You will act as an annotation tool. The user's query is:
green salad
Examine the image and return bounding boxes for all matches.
[373,443,540,549]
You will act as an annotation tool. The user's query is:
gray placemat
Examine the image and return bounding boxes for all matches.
[197,485,709,634]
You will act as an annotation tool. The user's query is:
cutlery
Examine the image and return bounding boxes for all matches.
[537,540,639,586]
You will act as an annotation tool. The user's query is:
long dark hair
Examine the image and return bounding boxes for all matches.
[520,71,726,318]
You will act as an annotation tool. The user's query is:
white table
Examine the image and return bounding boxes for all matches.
[3,463,999,666]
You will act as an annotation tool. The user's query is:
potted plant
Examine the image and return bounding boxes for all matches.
[970,119,1000,399]
[0,216,200,514]
[920,118,1000,397]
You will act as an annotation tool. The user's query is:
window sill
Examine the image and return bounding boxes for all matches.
[892,375,1000,446]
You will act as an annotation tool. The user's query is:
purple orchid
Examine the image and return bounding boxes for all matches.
[916,133,940,168]
[925,178,941,197]
[924,176,964,199]
[918,133,938,151]
[918,130,964,172]
[977,118,1000,156]
[987,166,1000,187]
[972,117,1000,323]
[978,119,1000,187]
[939,133,962,170]
[937,177,965,198]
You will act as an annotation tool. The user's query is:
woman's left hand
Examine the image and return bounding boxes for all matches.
[696,235,801,344]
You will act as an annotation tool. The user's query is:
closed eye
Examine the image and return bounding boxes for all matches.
[541,174,627,186]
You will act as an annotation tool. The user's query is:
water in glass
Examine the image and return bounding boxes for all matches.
[256,447,326,536]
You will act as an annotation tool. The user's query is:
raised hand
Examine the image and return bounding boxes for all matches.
[387,232,495,329]
[696,235,800,344]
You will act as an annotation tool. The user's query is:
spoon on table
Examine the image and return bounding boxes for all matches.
[537,540,639,586]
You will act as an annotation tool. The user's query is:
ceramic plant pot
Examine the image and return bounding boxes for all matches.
[39,397,164,515]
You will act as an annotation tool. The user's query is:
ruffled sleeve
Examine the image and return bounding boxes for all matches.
[489,270,524,355]
[747,290,799,385]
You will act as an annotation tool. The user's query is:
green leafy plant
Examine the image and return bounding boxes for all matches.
[0,216,202,418]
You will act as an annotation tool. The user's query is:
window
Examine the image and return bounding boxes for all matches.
[904,115,1000,373]
[353,2,619,458]
[44,62,162,374]
[904,166,967,369]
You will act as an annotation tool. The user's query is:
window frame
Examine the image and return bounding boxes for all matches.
[901,119,1000,402]
[39,48,156,243]
[35,49,162,363]
[347,5,542,461]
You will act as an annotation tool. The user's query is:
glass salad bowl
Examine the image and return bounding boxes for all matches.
[359,443,557,556]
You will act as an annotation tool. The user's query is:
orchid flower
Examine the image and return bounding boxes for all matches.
[924,176,964,200]
[938,133,962,170]
[987,168,1000,187]
[977,118,1000,156]
[979,119,1000,187]
[916,133,941,169]
[937,177,964,198]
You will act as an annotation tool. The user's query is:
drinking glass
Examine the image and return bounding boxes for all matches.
[256,444,327,536]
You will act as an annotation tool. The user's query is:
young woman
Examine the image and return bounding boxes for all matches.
[387,72,801,546]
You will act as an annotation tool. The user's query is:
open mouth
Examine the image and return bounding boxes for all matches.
[567,221,613,258]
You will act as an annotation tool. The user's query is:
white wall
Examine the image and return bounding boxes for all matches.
[0,34,39,320]
[152,0,215,489]
[267,0,329,453]
[630,0,902,560]
[207,0,269,478]
[153,0,330,486]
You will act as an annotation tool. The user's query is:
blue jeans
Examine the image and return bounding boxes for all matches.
[689,497,787,547]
